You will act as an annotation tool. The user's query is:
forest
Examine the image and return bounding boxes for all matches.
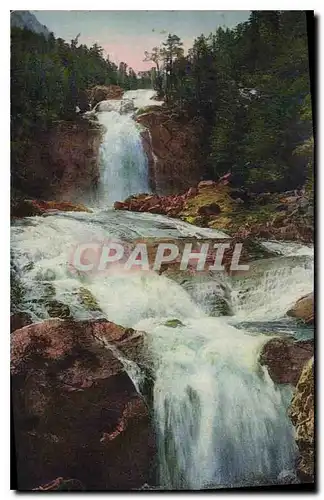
[145,11,313,191]
[11,11,314,194]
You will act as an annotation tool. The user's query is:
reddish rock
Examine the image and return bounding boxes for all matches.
[88,85,124,107]
[11,199,44,218]
[198,180,216,189]
[12,199,92,218]
[45,121,102,202]
[14,119,102,202]
[287,293,314,325]
[11,319,154,490]
[113,201,128,210]
[10,312,33,333]
[33,477,85,491]
[259,337,313,386]
[186,187,198,198]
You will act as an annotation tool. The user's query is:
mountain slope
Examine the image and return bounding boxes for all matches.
[11,10,50,38]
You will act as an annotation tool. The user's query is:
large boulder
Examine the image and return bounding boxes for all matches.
[287,293,314,325]
[136,109,203,194]
[11,119,102,202]
[288,357,314,482]
[12,199,92,218]
[120,99,135,115]
[11,319,155,490]
[259,337,313,386]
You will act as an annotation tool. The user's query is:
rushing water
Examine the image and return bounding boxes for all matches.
[96,110,150,206]
[11,90,314,490]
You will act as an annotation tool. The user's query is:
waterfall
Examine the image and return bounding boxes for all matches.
[94,89,163,206]
[139,317,296,489]
[11,84,314,488]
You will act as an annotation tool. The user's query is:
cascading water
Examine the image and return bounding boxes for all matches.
[94,89,162,206]
[96,110,150,206]
[10,89,314,489]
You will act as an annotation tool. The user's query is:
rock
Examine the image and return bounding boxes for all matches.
[164,319,184,328]
[186,187,198,198]
[11,319,155,490]
[12,119,102,202]
[45,300,71,319]
[120,99,135,114]
[10,311,33,333]
[30,200,92,214]
[287,293,314,325]
[11,199,44,218]
[12,199,92,218]
[113,200,128,210]
[288,357,314,482]
[88,85,124,108]
[259,337,313,386]
[77,89,90,113]
[198,180,216,189]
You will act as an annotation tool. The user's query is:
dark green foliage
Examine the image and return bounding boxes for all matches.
[147,12,313,191]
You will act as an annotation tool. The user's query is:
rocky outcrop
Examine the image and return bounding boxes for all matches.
[11,10,50,38]
[289,357,314,482]
[136,108,203,194]
[259,337,313,386]
[10,312,33,333]
[113,179,232,218]
[12,199,92,218]
[11,319,155,490]
[88,85,124,108]
[287,293,314,325]
[12,119,102,203]
[11,199,44,218]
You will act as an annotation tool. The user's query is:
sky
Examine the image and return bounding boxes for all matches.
[31,10,250,71]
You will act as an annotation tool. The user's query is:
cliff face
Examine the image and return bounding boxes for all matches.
[88,85,124,108]
[11,319,155,490]
[12,119,102,203]
[289,358,314,482]
[136,108,203,195]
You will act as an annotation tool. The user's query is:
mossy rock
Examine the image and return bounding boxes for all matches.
[164,319,184,328]
[45,300,71,319]
[135,105,162,117]
[35,269,57,282]
[77,287,103,313]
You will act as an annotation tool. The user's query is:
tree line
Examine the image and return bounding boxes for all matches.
[11,26,153,194]
[145,11,313,192]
